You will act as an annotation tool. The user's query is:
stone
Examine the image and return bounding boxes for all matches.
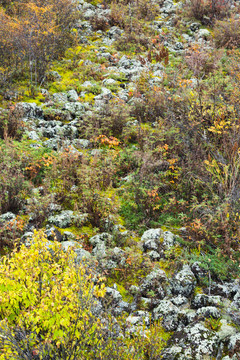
[198,29,211,40]
[89,233,113,247]
[171,265,196,297]
[153,300,180,331]
[62,231,76,241]
[52,92,68,103]
[196,306,221,319]
[67,90,79,102]
[48,210,74,228]
[21,232,34,246]
[141,228,164,248]
[0,212,16,222]
[217,319,236,341]
[45,226,63,242]
[16,102,43,119]
[192,294,222,309]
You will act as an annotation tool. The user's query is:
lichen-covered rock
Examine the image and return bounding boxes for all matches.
[162,323,219,359]
[191,262,208,284]
[21,232,34,246]
[91,242,107,259]
[48,211,88,228]
[141,228,163,251]
[192,294,222,309]
[153,299,179,331]
[89,232,113,247]
[62,231,76,241]
[139,269,168,299]
[45,226,63,242]
[0,212,16,223]
[67,90,79,102]
[196,306,221,319]
[16,102,43,119]
[171,265,196,297]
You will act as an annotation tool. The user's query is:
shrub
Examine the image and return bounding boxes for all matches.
[0,231,170,359]
[0,0,78,85]
[186,0,230,25]
[0,142,32,214]
[214,17,240,48]
[0,105,25,140]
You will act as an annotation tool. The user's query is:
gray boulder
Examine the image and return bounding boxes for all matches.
[0,212,16,222]
[153,299,180,331]
[171,265,196,297]
[16,102,43,119]
[67,90,79,102]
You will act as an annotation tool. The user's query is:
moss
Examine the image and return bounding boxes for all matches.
[56,224,98,239]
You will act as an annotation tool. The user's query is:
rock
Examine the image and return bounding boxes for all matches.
[140,269,168,300]
[196,306,221,319]
[162,323,219,359]
[62,231,76,241]
[0,212,16,222]
[153,300,179,331]
[89,233,113,247]
[52,92,68,103]
[217,319,236,341]
[198,29,211,40]
[67,90,79,102]
[48,70,62,81]
[45,226,63,242]
[141,228,164,250]
[171,265,196,297]
[192,294,222,309]
[21,232,34,246]
[16,102,43,119]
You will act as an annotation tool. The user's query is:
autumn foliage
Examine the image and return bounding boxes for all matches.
[0,0,77,85]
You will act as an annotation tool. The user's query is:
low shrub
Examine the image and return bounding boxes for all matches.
[214,17,240,48]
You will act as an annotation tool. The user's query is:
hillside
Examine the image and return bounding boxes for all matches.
[0,0,240,358]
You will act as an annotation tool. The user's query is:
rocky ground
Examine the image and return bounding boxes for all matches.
[1,0,240,358]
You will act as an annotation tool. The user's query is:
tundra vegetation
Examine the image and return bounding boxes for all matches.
[0,0,240,357]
